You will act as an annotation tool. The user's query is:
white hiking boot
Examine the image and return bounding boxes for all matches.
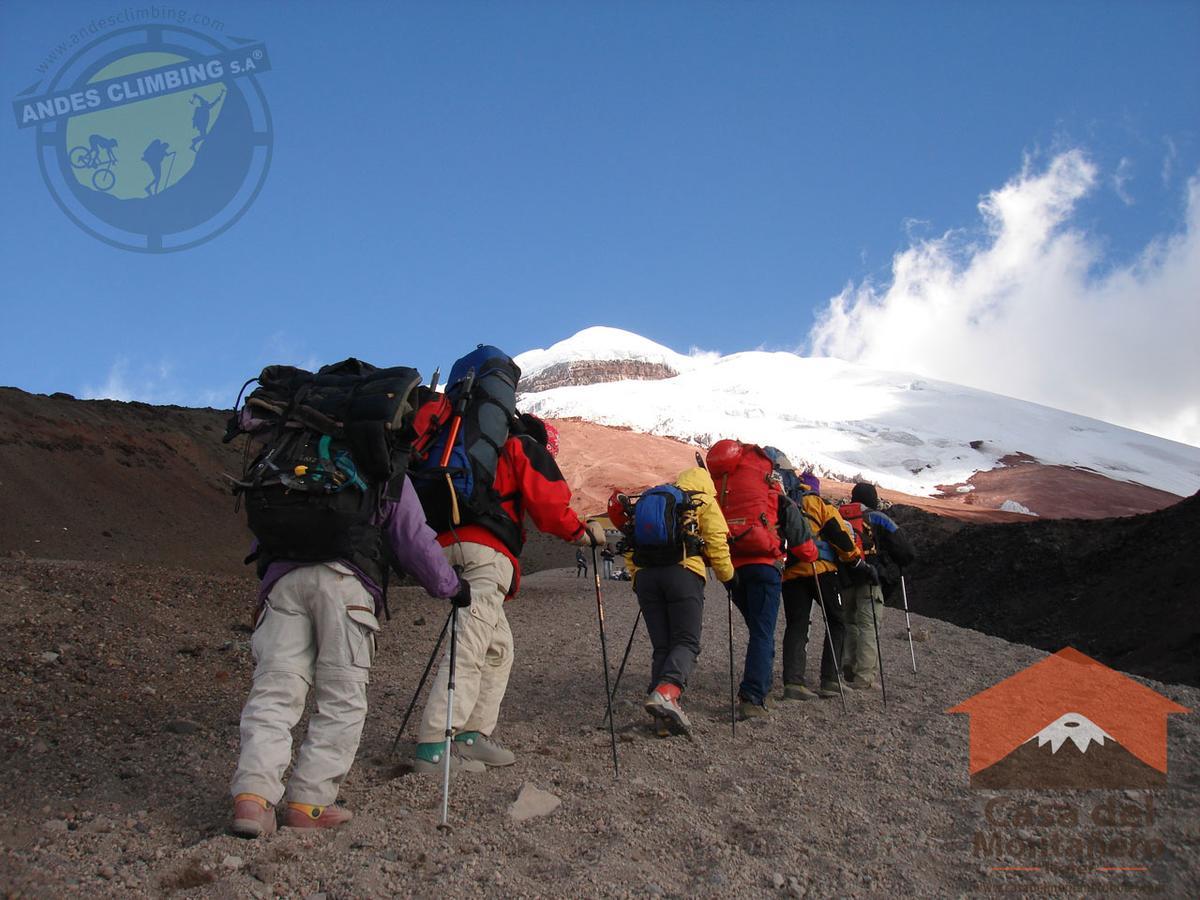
[454,732,516,767]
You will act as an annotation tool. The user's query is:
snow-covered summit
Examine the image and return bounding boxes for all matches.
[513,327,1200,499]
[515,326,707,377]
[1030,713,1112,754]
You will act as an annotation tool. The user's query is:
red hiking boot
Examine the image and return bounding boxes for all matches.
[282,802,354,830]
[644,682,691,733]
[230,793,277,839]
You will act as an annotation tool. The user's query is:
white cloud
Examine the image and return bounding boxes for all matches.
[1112,157,1134,205]
[808,151,1200,447]
[1162,136,1178,186]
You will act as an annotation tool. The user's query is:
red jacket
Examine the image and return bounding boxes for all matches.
[436,434,587,597]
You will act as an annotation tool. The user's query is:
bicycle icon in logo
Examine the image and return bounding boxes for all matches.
[68,134,119,192]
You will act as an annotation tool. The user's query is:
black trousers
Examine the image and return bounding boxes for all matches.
[781,572,845,687]
[633,566,706,691]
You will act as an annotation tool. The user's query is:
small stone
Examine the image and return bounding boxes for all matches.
[413,616,426,626]
[43,819,69,832]
[508,782,561,822]
[39,651,61,664]
[98,865,116,879]
[165,719,200,735]
[222,855,244,870]
[772,872,785,889]
[912,629,929,643]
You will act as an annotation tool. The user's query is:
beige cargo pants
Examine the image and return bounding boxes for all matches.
[417,543,514,744]
[230,562,379,806]
[843,580,884,682]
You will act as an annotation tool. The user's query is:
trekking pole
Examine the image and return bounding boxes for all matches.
[592,545,620,779]
[437,606,459,831]
[726,585,737,737]
[811,572,847,713]
[869,581,887,709]
[602,609,642,726]
[899,568,917,674]
[390,607,453,755]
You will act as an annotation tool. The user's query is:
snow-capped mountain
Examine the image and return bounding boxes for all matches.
[515,327,1200,500]
[1030,713,1111,754]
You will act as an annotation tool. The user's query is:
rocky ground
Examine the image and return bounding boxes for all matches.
[1,557,1196,898]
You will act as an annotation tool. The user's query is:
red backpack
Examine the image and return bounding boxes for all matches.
[837,501,876,556]
[706,439,783,561]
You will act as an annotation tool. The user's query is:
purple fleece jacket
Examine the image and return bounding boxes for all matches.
[258,474,460,611]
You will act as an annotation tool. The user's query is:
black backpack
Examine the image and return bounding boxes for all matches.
[410,345,523,554]
[224,358,422,589]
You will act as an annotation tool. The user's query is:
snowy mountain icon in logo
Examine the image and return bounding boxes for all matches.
[972,712,1166,789]
[948,648,1189,790]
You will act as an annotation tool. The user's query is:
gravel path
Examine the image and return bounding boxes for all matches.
[1,559,1196,897]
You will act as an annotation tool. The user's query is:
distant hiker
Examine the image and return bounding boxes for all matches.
[408,347,605,775]
[707,441,816,720]
[141,139,170,195]
[601,545,616,579]
[190,87,225,151]
[839,482,916,689]
[225,360,471,838]
[576,547,589,577]
[618,466,735,734]
[780,472,860,700]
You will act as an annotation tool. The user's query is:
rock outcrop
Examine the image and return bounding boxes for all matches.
[519,360,677,393]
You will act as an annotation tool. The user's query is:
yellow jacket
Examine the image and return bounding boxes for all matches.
[626,467,736,584]
[782,492,859,580]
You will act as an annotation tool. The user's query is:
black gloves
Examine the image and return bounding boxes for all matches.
[450,576,472,608]
[723,571,740,594]
[852,557,880,586]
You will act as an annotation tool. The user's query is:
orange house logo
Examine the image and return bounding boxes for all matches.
[948,648,1189,789]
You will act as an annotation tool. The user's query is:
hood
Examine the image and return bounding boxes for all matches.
[676,466,716,495]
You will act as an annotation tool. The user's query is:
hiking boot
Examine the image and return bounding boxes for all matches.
[644,683,691,733]
[846,676,879,690]
[454,731,516,767]
[282,802,353,830]
[738,699,770,720]
[782,683,818,701]
[817,681,842,698]
[411,741,486,775]
[230,793,276,839]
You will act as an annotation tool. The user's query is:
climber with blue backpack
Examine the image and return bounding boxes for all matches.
[404,346,605,776]
[613,466,735,734]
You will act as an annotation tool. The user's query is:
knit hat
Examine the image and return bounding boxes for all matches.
[799,472,820,495]
[851,481,880,510]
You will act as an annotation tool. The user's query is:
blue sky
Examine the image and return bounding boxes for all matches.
[2,1,1198,440]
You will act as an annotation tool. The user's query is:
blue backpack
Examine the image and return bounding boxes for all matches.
[629,484,700,567]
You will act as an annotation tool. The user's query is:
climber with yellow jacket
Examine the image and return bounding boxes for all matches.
[780,472,862,700]
[611,466,735,734]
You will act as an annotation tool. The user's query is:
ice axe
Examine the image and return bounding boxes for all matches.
[439,368,475,525]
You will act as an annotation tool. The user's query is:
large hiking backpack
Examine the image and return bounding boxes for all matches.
[706,439,783,561]
[762,446,802,501]
[223,359,423,587]
[837,501,876,556]
[624,483,701,567]
[410,345,523,554]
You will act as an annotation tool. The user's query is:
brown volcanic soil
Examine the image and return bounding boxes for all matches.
[1,390,1199,894]
[0,388,248,576]
[1,557,1196,897]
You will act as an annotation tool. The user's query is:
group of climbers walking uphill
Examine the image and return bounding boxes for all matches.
[219,343,913,835]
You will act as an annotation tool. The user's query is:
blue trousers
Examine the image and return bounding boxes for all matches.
[730,563,782,705]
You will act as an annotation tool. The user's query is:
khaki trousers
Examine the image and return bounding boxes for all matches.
[417,543,514,744]
[843,580,884,682]
[230,563,379,806]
